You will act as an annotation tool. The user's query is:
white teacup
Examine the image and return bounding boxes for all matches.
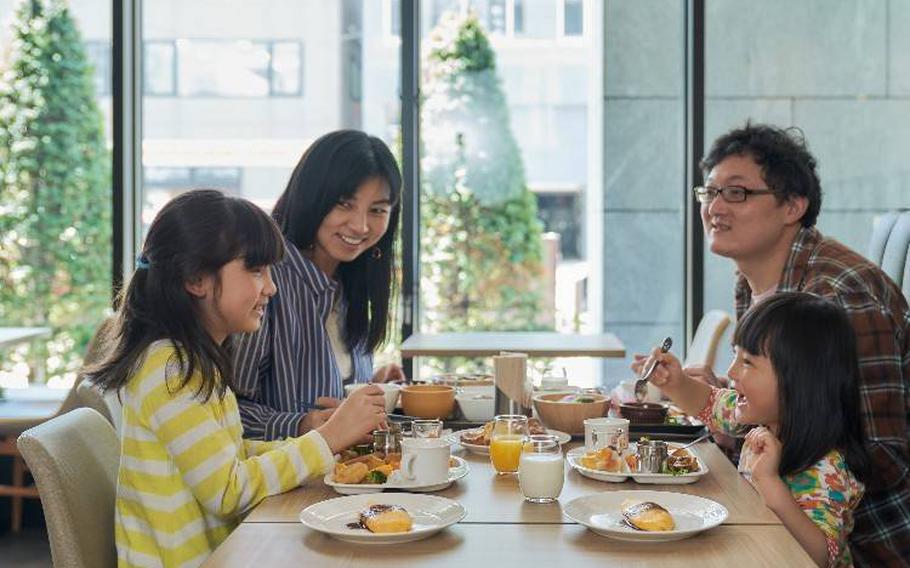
[344,382,401,414]
[399,437,452,486]
[584,417,630,452]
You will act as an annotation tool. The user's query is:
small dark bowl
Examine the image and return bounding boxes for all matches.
[620,402,669,424]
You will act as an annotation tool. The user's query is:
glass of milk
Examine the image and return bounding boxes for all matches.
[518,435,565,504]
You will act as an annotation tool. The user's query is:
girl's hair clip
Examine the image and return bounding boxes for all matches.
[135,255,151,270]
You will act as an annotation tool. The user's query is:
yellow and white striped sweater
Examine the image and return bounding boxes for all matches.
[115,340,333,568]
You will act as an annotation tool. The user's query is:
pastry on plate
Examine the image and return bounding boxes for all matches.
[578,447,625,472]
[358,504,413,533]
[621,499,675,532]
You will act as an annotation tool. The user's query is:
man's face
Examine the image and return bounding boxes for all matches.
[701,154,802,263]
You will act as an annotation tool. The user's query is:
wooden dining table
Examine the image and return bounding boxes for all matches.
[205,440,813,567]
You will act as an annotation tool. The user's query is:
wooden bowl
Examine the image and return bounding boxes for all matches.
[619,402,669,424]
[532,392,610,435]
[400,384,456,419]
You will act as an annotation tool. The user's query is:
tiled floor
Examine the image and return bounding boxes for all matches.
[0,527,53,567]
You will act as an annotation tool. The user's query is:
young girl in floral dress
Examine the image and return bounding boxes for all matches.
[647,292,871,567]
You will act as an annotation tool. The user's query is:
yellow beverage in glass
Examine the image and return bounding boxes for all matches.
[490,436,524,474]
[490,414,529,475]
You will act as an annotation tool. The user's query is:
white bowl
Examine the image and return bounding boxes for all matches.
[455,393,494,422]
[344,383,401,414]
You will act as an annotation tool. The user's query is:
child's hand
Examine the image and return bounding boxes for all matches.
[646,349,685,390]
[745,426,782,481]
[316,385,387,453]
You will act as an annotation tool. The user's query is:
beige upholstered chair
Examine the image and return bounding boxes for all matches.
[17,408,119,568]
[75,380,122,434]
[0,383,80,533]
[683,309,732,369]
[75,315,123,432]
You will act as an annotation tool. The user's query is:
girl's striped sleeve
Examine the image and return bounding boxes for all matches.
[139,376,334,517]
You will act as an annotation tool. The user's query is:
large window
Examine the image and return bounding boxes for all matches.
[414,0,651,385]
[141,1,399,225]
[0,0,113,388]
[703,0,910,372]
[388,0,584,39]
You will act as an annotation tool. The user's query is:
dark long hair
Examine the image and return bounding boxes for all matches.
[272,130,402,353]
[88,189,285,401]
[734,292,872,483]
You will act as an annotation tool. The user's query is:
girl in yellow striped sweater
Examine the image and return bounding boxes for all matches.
[90,189,388,568]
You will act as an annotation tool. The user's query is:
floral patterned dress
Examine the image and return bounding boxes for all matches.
[697,387,865,567]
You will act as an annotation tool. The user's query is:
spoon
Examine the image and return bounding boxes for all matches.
[634,337,673,403]
[674,432,711,452]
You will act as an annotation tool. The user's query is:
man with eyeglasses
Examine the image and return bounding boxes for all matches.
[693,123,910,566]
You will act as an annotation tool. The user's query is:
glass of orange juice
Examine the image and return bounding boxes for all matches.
[489,415,529,475]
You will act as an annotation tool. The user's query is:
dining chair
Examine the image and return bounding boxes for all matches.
[683,310,732,370]
[0,384,79,533]
[867,210,902,267]
[868,209,910,301]
[17,408,119,568]
[76,380,122,434]
[0,315,115,532]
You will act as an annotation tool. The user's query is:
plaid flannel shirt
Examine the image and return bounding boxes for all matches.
[734,227,910,567]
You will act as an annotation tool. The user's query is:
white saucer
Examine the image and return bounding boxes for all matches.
[299,493,466,544]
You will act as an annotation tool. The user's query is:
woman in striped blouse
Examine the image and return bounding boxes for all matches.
[233,130,405,441]
[90,190,388,567]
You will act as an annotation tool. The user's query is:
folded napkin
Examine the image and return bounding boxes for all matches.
[493,352,533,414]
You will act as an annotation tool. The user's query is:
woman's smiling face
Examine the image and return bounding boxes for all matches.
[309,176,393,276]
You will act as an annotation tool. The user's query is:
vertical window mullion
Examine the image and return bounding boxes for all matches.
[400,0,421,378]
[684,0,705,351]
[113,0,142,295]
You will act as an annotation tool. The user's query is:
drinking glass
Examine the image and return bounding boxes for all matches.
[489,414,529,475]
[412,419,443,438]
[519,435,564,503]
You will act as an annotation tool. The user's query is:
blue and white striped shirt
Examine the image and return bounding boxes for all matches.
[233,239,372,440]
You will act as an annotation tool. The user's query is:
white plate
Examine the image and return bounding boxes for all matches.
[454,429,572,455]
[566,447,629,483]
[299,493,466,544]
[564,490,728,542]
[325,456,470,495]
[566,443,708,485]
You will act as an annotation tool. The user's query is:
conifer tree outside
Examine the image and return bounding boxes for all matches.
[420,12,549,351]
[0,0,112,382]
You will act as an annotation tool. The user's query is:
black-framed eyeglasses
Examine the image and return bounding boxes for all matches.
[693,185,777,204]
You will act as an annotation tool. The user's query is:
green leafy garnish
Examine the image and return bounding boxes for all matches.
[365,470,388,484]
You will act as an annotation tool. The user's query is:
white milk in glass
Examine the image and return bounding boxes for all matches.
[518,453,565,503]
